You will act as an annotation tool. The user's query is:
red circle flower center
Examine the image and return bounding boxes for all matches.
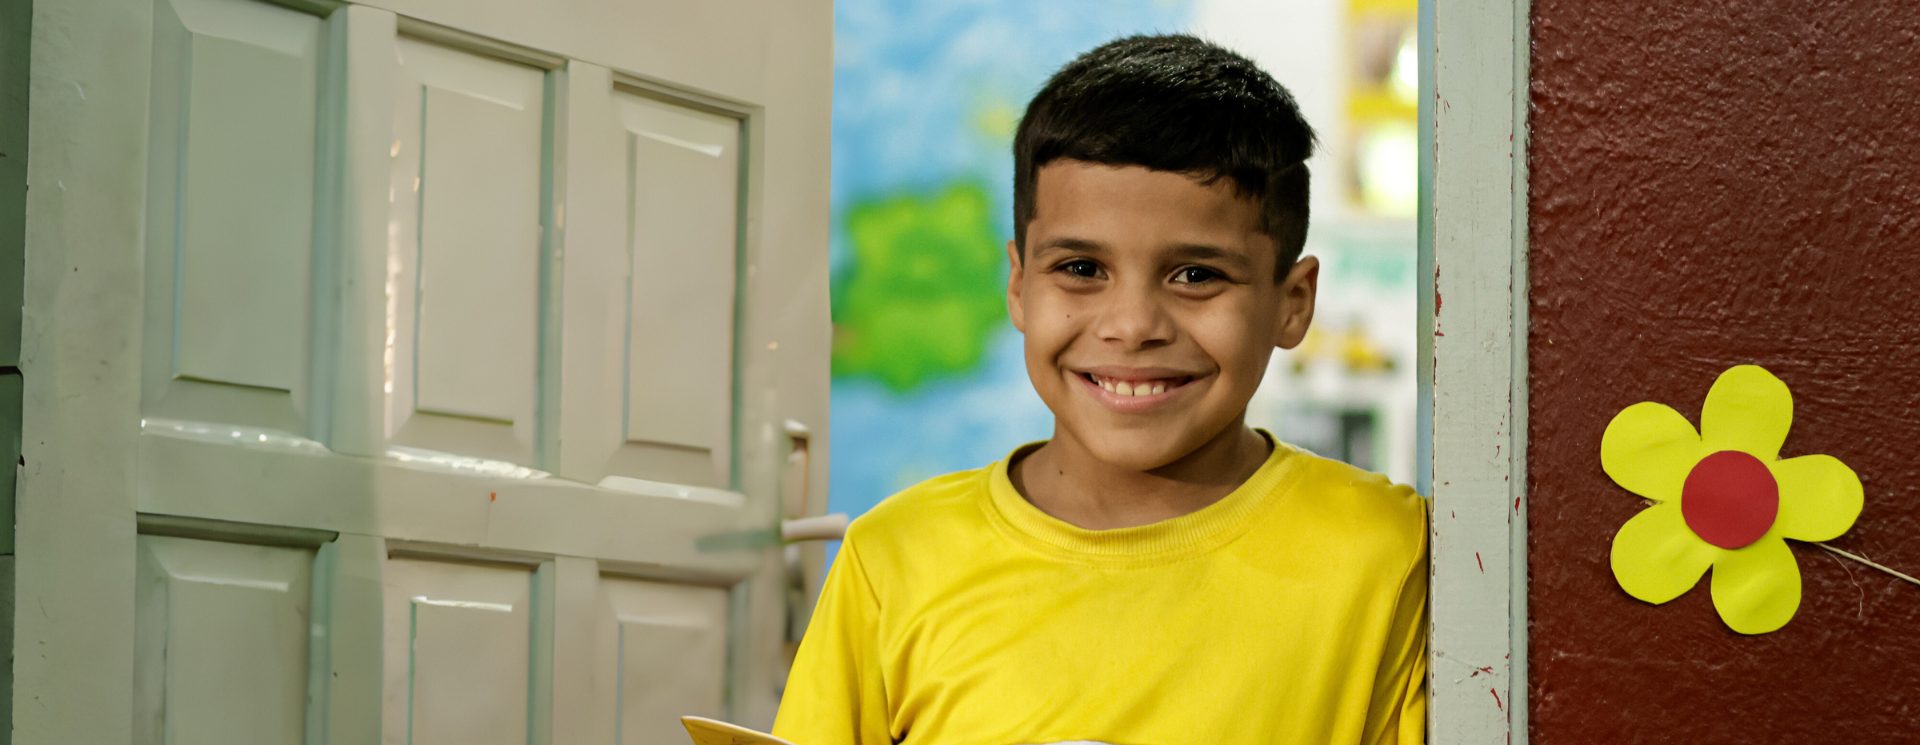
[1680,450,1779,549]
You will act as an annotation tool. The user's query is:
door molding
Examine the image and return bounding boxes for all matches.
[1421,0,1530,740]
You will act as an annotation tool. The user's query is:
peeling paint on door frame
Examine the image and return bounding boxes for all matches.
[1422,0,1530,740]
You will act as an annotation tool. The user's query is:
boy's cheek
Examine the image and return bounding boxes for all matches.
[1019,288,1084,338]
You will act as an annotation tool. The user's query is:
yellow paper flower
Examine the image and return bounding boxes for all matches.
[1601,365,1863,634]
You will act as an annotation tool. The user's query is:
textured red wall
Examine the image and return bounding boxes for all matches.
[1528,1,1920,741]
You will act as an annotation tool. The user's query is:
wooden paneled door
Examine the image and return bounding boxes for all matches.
[18,0,831,743]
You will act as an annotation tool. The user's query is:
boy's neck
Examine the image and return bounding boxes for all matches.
[1011,420,1271,531]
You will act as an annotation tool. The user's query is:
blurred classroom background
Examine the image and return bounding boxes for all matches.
[826,0,1420,554]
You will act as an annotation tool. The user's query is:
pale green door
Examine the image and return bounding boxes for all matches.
[18,0,832,742]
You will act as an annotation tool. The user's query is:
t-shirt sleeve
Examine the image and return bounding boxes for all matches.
[1368,497,1430,745]
[772,539,893,745]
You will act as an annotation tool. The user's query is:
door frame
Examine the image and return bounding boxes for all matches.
[1421,0,1531,740]
[18,0,149,740]
[0,0,26,740]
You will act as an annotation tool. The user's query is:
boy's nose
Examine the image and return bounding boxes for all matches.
[1091,286,1175,350]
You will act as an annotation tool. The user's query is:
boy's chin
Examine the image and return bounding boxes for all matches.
[1072,426,1210,473]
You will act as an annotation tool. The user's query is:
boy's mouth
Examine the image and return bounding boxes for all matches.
[1079,371,1196,397]
[1073,369,1204,412]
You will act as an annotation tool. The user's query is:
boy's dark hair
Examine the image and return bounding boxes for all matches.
[1013,34,1318,279]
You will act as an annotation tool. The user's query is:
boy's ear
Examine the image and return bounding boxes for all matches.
[1006,240,1026,333]
[1274,255,1319,349]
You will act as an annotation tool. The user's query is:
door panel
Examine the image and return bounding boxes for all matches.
[381,557,535,745]
[133,535,314,745]
[557,77,746,490]
[142,0,321,435]
[596,575,731,745]
[618,92,740,486]
[385,36,545,465]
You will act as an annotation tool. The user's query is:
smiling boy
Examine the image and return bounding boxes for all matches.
[774,35,1427,745]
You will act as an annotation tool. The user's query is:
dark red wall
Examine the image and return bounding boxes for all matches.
[1528,1,1920,741]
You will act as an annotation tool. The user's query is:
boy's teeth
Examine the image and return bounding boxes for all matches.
[1091,374,1173,397]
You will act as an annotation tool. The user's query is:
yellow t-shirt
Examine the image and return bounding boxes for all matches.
[774,438,1428,745]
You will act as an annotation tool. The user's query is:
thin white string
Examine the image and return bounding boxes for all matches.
[1629,497,1920,589]
[1812,542,1920,589]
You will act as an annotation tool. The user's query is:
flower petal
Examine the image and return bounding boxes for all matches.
[1709,537,1801,634]
[1700,365,1792,461]
[1610,503,1716,604]
[1767,454,1863,542]
[1601,402,1705,502]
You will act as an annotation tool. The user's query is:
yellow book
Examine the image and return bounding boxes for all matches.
[680,716,797,745]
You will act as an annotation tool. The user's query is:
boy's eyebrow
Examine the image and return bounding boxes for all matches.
[1035,238,1258,271]
[1032,237,1108,258]
[1165,243,1254,271]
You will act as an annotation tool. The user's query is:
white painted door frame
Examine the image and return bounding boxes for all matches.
[1422,0,1530,741]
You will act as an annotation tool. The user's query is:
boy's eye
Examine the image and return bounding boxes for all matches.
[1172,266,1222,285]
[1058,259,1101,278]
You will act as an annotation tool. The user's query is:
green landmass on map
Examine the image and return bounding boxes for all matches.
[832,182,1007,392]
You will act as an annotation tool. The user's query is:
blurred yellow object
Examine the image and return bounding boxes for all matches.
[1288,324,1395,375]
[1347,89,1417,124]
[1341,326,1396,374]
[1350,0,1417,14]
[1290,326,1328,374]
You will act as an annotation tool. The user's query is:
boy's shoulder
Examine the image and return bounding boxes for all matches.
[1288,447,1425,519]
[1280,444,1429,564]
[834,463,1006,604]
[842,464,994,554]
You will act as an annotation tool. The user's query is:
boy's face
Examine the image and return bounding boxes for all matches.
[1008,160,1318,472]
